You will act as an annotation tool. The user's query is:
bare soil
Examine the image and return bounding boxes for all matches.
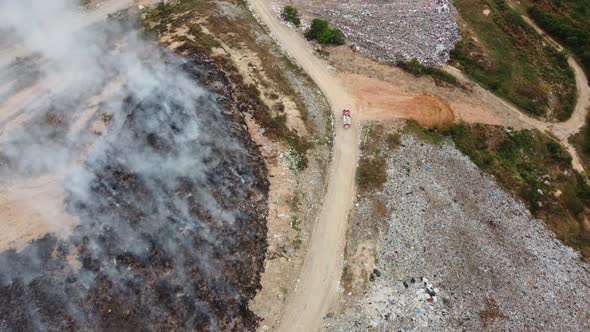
[0,176,78,252]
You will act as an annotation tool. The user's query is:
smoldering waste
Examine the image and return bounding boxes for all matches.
[0,22,269,332]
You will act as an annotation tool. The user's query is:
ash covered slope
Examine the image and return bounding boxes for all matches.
[0,1,267,331]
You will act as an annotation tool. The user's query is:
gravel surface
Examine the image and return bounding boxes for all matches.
[328,135,590,331]
[274,0,460,66]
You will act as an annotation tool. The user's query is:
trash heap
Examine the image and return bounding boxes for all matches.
[274,0,460,66]
[326,135,590,331]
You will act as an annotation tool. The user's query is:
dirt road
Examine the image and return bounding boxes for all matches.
[248,1,360,331]
[248,1,589,330]
[445,1,590,172]
[445,54,589,172]
[517,16,590,139]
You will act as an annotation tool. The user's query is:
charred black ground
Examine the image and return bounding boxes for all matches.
[0,22,269,332]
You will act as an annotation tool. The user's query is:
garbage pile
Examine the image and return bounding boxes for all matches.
[274,0,460,66]
[326,134,590,331]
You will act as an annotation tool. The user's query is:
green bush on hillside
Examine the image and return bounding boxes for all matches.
[396,59,459,86]
[304,19,345,45]
[528,5,590,78]
[281,6,301,27]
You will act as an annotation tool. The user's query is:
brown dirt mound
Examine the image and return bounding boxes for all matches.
[346,74,455,128]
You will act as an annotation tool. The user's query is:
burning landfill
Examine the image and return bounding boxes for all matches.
[0,1,268,330]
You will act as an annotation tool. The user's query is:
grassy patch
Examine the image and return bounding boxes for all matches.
[356,158,387,192]
[451,0,577,120]
[290,216,301,231]
[395,59,461,87]
[156,1,175,13]
[525,1,590,79]
[420,122,590,258]
[187,24,221,48]
[405,120,446,145]
[286,135,312,172]
[292,237,302,250]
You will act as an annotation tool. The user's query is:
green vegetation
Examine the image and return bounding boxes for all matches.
[242,96,311,172]
[451,0,577,120]
[304,19,346,45]
[411,122,590,258]
[526,1,590,78]
[396,59,460,87]
[570,111,590,172]
[281,6,301,27]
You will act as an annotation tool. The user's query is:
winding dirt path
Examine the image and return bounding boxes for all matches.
[248,1,360,331]
[516,13,590,140]
[445,3,590,172]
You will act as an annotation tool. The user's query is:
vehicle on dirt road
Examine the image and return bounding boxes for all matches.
[342,109,351,129]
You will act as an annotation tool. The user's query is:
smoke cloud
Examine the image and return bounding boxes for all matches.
[0,0,268,330]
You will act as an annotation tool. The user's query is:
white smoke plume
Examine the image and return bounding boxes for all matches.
[0,0,268,330]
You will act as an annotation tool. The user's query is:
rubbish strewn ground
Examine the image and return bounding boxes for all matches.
[330,129,590,331]
[272,0,460,66]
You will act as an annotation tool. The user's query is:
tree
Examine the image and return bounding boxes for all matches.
[332,28,346,45]
[304,19,346,45]
[305,19,330,40]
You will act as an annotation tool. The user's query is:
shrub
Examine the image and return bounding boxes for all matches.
[546,141,572,164]
[396,59,459,86]
[493,0,508,12]
[305,19,329,40]
[332,28,346,45]
[386,133,401,149]
[304,19,345,45]
[528,5,590,77]
[281,6,301,27]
